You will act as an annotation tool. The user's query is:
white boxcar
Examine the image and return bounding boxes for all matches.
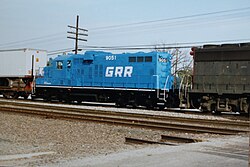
[0,48,47,99]
[0,48,47,77]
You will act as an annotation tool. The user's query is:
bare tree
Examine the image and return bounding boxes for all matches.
[154,45,193,86]
[154,45,193,107]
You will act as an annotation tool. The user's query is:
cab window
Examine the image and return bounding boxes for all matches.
[56,61,63,69]
[145,56,152,62]
[67,60,72,68]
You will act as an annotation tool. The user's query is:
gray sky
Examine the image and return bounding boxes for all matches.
[0,0,250,54]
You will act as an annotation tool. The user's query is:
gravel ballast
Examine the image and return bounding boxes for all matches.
[0,105,247,166]
[0,111,198,166]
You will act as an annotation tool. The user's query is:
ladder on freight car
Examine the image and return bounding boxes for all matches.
[179,75,192,108]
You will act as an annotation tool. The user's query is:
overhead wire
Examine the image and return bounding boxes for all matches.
[78,40,250,51]
[47,47,74,56]
[90,10,250,37]
[0,32,65,48]
[90,7,250,31]
[0,36,67,49]
[47,38,250,56]
[1,7,250,50]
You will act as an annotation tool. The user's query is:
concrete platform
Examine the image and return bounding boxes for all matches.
[45,135,249,167]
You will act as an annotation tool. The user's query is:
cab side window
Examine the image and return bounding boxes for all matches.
[67,60,72,68]
[56,61,63,69]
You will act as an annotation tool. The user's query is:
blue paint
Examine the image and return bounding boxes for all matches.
[36,51,173,90]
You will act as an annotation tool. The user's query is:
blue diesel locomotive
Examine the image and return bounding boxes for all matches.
[34,51,177,109]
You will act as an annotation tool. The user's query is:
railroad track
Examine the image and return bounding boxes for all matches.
[0,96,249,121]
[0,100,249,135]
[125,135,203,145]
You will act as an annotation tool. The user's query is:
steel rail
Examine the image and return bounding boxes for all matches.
[0,100,248,129]
[161,135,203,143]
[125,135,202,145]
[0,105,248,135]
[125,137,177,145]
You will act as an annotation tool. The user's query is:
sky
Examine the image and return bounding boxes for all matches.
[0,0,250,55]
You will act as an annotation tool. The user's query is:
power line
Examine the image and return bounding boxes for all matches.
[81,38,250,49]
[90,7,250,31]
[0,32,65,48]
[90,10,250,37]
[1,7,249,49]
[47,48,74,56]
[47,38,250,56]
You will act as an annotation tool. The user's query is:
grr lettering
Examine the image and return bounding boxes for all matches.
[105,66,133,77]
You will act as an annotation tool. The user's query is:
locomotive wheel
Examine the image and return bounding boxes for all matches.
[190,99,200,110]
[13,93,19,99]
[115,97,126,108]
[145,99,154,110]
[3,92,19,99]
[3,93,10,99]
[157,105,165,110]
[115,95,127,108]
[64,99,72,104]
[248,101,250,113]
[43,96,51,102]
[132,101,138,108]
[211,104,221,115]
[22,94,29,99]
[248,104,250,117]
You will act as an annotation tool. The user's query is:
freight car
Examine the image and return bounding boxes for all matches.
[182,43,250,114]
[0,49,47,99]
[33,51,177,109]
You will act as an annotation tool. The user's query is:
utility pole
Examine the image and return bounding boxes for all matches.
[67,15,88,54]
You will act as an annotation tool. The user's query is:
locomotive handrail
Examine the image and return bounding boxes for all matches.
[164,76,169,91]
[179,77,185,99]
